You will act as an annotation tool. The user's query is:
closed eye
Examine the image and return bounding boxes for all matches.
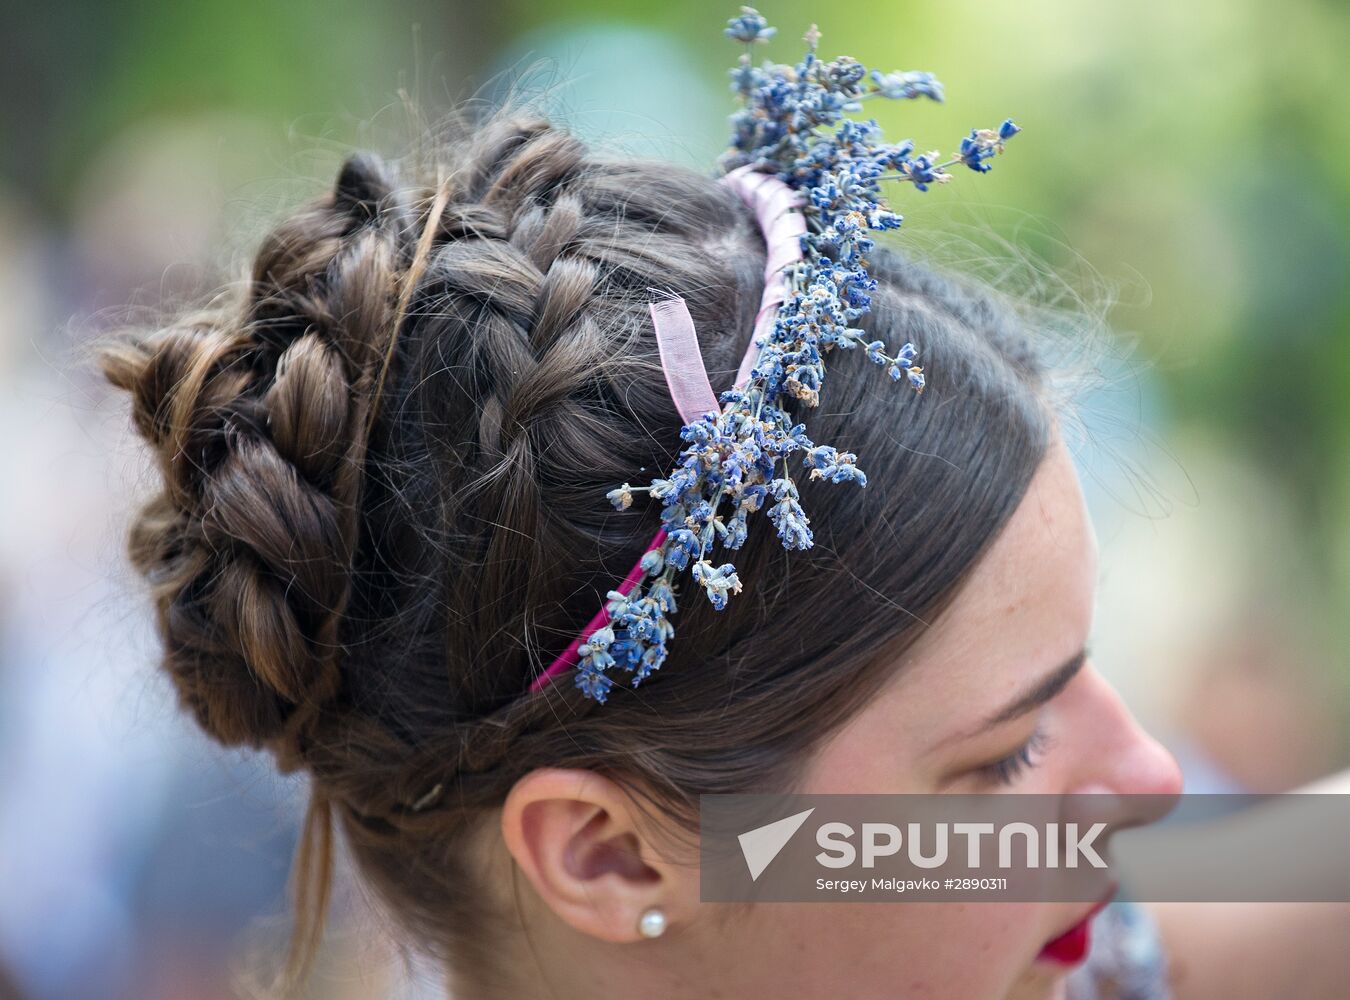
[975,725,1051,787]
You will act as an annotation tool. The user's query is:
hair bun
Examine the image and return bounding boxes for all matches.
[333,151,393,225]
[100,184,392,754]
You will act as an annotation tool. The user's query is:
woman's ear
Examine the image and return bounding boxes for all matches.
[500,767,692,943]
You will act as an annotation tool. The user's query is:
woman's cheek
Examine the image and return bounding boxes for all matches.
[726,900,1051,999]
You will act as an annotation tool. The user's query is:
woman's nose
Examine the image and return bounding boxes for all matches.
[1067,664,1185,800]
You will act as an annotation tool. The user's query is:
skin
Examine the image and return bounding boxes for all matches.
[487,435,1185,1000]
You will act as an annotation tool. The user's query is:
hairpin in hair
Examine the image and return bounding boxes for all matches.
[533,7,1020,702]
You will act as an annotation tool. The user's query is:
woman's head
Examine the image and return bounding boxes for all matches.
[99,106,1179,997]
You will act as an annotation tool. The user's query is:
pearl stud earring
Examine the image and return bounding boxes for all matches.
[637,907,667,939]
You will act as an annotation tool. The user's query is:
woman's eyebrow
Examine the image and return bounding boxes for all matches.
[984,647,1087,728]
[930,647,1088,752]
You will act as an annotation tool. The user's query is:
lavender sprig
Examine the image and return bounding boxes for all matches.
[572,8,1019,702]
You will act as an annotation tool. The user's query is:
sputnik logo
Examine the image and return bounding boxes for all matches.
[738,808,816,881]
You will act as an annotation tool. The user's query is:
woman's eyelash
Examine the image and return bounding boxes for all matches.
[978,726,1050,786]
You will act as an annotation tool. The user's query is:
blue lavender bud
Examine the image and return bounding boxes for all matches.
[957,121,1019,174]
[575,664,614,703]
[686,499,714,525]
[650,611,675,642]
[604,589,631,616]
[680,415,717,444]
[869,69,944,103]
[866,206,903,230]
[823,56,867,92]
[632,642,668,684]
[649,578,678,614]
[905,153,946,192]
[625,605,659,641]
[804,446,868,486]
[769,495,814,549]
[725,508,750,549]
[666,527,700,569]
[730,60,766,96]
[841,279,872,308]
[880,139,916,169]
[610,635,642,673]
[803,445,835,468]
[958,132,994,173]
[740,482,769,512]
[659,502,687,531]
[725,7,776,44]
[579,639,616,674]
[639,548,665,575]
[692,559,743,610]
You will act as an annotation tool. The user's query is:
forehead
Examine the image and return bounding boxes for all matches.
[894,435,1097,740]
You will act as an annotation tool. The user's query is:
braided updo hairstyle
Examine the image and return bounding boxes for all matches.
[100,105,1052,995]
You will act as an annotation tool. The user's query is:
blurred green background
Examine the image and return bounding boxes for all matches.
[1,1,1347,997]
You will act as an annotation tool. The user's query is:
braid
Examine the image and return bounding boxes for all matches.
[100,155,405,758]
[300,123,619,817]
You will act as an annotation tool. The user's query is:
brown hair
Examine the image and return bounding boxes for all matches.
[98,104,1052,995]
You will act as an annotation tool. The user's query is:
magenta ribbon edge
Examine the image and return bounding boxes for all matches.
[530,166,805,692]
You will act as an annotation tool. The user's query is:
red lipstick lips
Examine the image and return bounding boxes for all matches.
[1037,898,1111,966]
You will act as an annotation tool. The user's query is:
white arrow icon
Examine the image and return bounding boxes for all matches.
[737,808,816,881]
